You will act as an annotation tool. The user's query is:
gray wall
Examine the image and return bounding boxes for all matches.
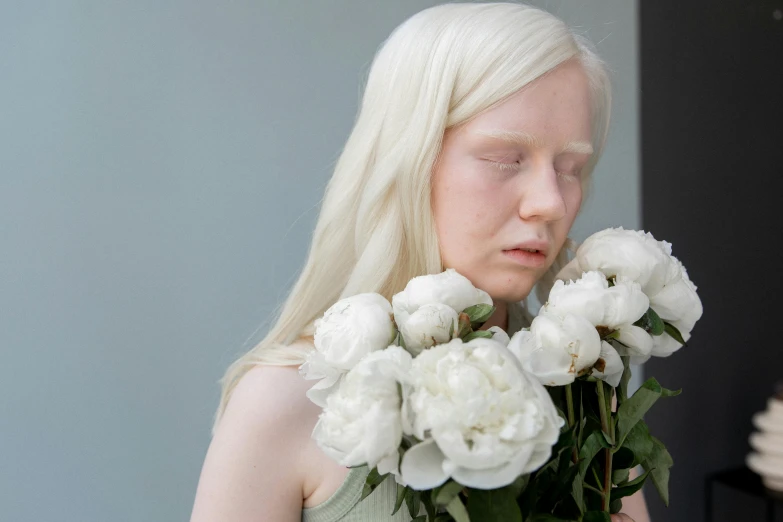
[0,2,639,521]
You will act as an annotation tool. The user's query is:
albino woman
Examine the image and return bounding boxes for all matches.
[190,3,650,521]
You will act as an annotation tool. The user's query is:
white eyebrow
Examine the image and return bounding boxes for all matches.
[474,130,594,155]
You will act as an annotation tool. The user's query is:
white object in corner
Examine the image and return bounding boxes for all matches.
[746,397,783,491]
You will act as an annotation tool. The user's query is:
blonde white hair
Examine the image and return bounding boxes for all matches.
[212,2,611,434]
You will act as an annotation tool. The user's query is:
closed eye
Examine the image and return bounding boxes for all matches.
[557,170,581,183]
[486,159,522,172]
[487,159,581,182]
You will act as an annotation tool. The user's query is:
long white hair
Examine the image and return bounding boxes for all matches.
[212,2,611,434]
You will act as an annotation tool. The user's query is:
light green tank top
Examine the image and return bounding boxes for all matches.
[301,304,529,522]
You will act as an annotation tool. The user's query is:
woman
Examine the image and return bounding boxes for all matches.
[190,3,649,521]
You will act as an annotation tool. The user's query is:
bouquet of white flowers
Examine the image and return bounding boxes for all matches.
[300,227,703,521]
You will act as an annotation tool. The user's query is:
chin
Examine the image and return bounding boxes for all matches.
[482,276,537,304]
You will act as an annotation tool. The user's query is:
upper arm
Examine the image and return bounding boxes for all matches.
[190,365,315,522]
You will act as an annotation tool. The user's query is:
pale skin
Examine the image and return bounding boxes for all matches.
[190,59,650,522]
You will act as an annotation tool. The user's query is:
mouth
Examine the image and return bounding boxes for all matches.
[507,241,550,258]
[503,240,549,268]
[502,248,548,268]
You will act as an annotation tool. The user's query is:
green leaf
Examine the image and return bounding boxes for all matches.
[633,308,665,336]
[583,511,612,522]
[612,447,635,470]
[611,469,650,501]
[463,330,494,342]
[457,312,472,338]
[663,321,687,346]
[445,496,470,522]
[578,431,610,480]
[609,498,623,515]
[641,436,674,507]
[361,483,372,501]
[360,468,389,501]
[611,471,650,500]
[571,473,585,515]
[540,462,580,511]
[405,488,421,519]
[526,515,572,521]
[462,303,496,327]
[615,378,663,448]
[411,517,427,522]
[661,387,682,397]
[466,488,522,522]
[421,491,437,521]
[552,424,577,455]
[434,480,464,506]
[620,420,654,468]
[647,308,665,335]
[509,473,530,498]
[391,483,407,516]
[612,468,630,485]
[366,467,387,485]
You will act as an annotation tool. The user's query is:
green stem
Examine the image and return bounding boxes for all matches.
[583,483,605,497]
[591,466,604,490]
[565,384,578,464]
[596,382,615,513]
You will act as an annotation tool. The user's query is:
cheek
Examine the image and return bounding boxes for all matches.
[555,185,583,238]
[432,163,508,257]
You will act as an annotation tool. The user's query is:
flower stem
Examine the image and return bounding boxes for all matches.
[565,384,578,464]
[565,384,576,426]
[596,382,615,513]
[583,483,605,497]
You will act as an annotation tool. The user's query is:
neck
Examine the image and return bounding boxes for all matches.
[478,300,508,331]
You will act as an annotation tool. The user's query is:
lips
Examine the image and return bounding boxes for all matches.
[502,247,548,268]
[506,240,550,258]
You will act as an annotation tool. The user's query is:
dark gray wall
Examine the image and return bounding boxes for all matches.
[640,2,783,521]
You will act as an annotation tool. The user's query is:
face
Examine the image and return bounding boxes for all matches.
[431,59,593,303]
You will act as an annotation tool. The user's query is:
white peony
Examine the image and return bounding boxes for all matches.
[300,293,397,406]
[541,271,652,365]
[399,338,563,490]
[392,269,493,355]
[313,346,411,475]
[506,314,602,386]
[487,326,510,346]
[645,257,702,359]
[556,228,703,360]
[557,228,679,296]
[398,303,459,355]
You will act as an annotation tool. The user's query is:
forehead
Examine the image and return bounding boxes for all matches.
[461,61,593,146]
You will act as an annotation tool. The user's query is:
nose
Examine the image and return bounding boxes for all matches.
[517,162,569,222]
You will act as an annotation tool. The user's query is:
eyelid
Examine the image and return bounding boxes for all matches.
[486,159,521,172]
[557,170,582,183]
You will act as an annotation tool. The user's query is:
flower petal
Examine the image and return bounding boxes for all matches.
[400,303,459,354]
[400,439,449,490]
[614,324,653,357]
[305,373,341,408]
[487,326,510,346]
[449,443,535,489]
[592,341,624,388]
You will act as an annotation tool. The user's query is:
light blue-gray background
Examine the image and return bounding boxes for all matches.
[0,2,638,520]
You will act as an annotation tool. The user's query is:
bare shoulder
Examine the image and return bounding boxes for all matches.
[222,364,321,427]
[190,363,321,522]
